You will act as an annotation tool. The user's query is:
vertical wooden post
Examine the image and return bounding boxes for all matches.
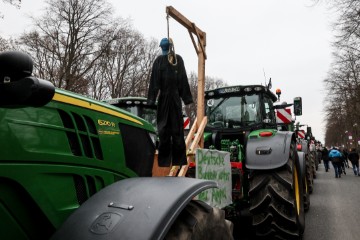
[197,38,206,148]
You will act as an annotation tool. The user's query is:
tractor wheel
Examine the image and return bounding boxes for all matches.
[165,200,234,240]
[306,154,314,194]
[303,172,310,212]
[315,155,319,170]
[310,153,317,179]
[249,141,305,240]
[301,153,310,212]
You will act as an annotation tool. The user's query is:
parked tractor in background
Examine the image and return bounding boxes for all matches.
[296,125,318,191]
[103,97,157,131]
[186,83,306,239]
[0,51,234,240]
[271,97,314,213]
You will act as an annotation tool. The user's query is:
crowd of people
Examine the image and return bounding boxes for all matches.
[319,145,359,178]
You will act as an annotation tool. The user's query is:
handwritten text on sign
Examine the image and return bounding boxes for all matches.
[196,149,232,208]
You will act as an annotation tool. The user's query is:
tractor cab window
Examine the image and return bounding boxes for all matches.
[113,103,157,130]
[206,94,261,128]
[123,106,138,116]
[139,107,157,128]
[128,105,157,130]
[263,95,276,124]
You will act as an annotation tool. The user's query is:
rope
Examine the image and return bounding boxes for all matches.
[166,13,170,40]
[168,38,177,66]
[166,13,177,66]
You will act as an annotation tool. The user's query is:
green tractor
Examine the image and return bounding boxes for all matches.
[271,97,312,212]
[0,51,233,239]
[187,84,307,239]
[103,97,157,131]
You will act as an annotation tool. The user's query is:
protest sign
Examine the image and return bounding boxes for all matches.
[196,148,232,208]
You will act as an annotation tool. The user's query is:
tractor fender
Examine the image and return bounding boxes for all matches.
[299,139,309,153]
[246,131,295,170]
[297,151,306,179]
[51,177,217,240]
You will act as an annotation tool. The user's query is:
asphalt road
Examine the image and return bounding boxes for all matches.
[235,163,360,240]
[303,162,360,240]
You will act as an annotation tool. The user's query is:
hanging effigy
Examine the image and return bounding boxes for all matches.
[147,38,193,167]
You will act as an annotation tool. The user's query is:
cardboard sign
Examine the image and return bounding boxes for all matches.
[196,149,232,208]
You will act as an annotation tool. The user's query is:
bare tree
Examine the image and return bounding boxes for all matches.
[0,36,20,51]
[1,0,21,18]
[317,0,360,147]
[129,38,159,97]
[184,71,227,123]
[1,0,20,6]
[0,36,9,51]
[19,0,119,95]
[87,26,159,100]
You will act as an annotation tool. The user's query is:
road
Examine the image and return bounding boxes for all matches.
[235,163,360,240]
[303,163,360,240]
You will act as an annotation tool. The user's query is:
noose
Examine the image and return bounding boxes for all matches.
[166,13,177,66]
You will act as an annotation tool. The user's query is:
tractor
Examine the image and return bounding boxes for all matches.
[103,97,157,131]
[186,83,307,239]
[0,51,233,239]
[296,125,317,195]
[271,97,313,212]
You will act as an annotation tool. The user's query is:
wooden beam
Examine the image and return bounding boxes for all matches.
[189,117,207,152]
[177,117,208,177]
[166,6,206,40]
[185,117,197,148]
[166,6,206,60]
[188,30,199,55]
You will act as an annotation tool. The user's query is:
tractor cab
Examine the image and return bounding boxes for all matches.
[104,97,157,130]
[204,84,278,150]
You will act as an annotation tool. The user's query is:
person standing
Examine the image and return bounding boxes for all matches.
[347,148,359,176]
[339,148,347,175]
[341,148,349,168]
[322,147,330,172]
[329,147,343,178]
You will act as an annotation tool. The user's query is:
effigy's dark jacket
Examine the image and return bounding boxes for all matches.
[147,54,193,167]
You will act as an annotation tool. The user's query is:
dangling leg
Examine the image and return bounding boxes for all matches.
[169,101,187,166]
[158,124,172,167]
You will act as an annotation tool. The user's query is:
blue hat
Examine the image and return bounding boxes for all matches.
[159,38,170,55]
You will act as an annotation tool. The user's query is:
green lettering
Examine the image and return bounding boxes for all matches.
[198,191,209,202]
[198,150,204,164]
[217,170,230,181]
[211,188,227,205]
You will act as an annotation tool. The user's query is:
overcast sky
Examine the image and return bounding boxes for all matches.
[0,0,338,143]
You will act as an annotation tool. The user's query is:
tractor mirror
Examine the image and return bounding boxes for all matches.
[0,51,33,82]
[0,51,55,108]
[307,126,312,135]
[0,77,55,108]
[293,97,302,116]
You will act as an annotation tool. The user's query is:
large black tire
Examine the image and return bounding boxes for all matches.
[310,152,317,179]
[315,153,319,170]
[165,200,234,240]
[249,141,305,240]
[305,154,314,194]
[303,171,310,212]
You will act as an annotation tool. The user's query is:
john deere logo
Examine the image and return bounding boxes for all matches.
[90,212,122,234]
[98,119,115,127]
